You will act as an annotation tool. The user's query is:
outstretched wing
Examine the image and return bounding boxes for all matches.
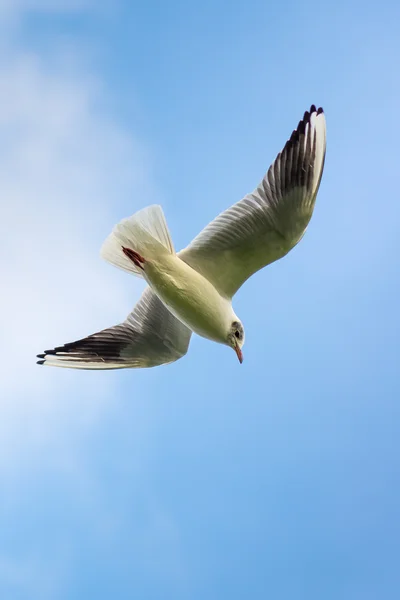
[179,105,326,299]
[37,287,192,369]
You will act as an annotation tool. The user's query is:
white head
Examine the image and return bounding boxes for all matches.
[227,319,245,364]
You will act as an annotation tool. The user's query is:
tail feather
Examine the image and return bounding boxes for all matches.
[100,205,174,276]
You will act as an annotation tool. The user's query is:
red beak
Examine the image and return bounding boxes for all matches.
[234,343,243,364]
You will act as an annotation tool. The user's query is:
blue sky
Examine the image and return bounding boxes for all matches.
[1,0,400,598]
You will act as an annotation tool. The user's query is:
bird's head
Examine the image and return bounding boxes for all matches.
[227,320,245,364]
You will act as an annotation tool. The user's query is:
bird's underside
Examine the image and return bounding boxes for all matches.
[37,105,326,369]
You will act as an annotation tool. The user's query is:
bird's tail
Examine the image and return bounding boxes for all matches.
[100,205,174,277]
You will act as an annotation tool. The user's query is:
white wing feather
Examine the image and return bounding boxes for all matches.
[179,106,326,298]
[37,287,192,369]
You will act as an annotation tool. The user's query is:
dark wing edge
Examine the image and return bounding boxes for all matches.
[259,104,326,235]
[179,105,326,298]
[37,288,192,370]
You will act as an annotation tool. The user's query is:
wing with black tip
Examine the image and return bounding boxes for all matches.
[37,288,192,369]
[179,105,326,298]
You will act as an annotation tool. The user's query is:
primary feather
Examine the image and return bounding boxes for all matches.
[37,288,191,369]
[179,106,326,298]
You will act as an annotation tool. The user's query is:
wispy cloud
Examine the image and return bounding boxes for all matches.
[0,5,150,472]
[0,8,186,596]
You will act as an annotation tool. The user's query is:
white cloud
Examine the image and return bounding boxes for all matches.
[0,13,185,594]
[0,13,152,472]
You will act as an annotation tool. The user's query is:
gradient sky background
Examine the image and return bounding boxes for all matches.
[1,0,400,598]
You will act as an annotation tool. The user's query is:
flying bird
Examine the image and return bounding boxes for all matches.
[37,105,326,369]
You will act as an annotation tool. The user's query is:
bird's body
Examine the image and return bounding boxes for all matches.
[37,105,326,369]
[143,252,236,344]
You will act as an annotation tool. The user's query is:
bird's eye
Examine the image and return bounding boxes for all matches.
[235,330,240,339]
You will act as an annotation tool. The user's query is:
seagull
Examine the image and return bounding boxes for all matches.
[37,105,326,369]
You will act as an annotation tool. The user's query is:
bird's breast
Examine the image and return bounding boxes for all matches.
[144,255,231,343]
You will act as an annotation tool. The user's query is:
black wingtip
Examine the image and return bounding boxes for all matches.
[287,105,324,145]
[37,353,45,359]
[309,105,324,116]
[37,360,45,365]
